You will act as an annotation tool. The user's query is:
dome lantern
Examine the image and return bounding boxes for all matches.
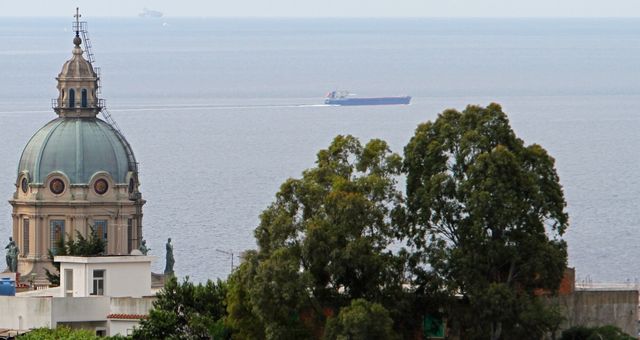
[53,8,101,118]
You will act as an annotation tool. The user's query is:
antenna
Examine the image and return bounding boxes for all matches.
[216,249,235,272]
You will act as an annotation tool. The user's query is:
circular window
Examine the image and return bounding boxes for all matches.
[94,179,109,195]
[49,178,65,195]
[21,177,28,194]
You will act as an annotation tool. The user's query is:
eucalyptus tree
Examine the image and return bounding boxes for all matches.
[403,103,569,339]
[227,135,414,339]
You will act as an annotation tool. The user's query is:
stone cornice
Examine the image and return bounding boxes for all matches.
[9,200,141,207]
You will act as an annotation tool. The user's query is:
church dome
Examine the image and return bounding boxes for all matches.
[10,11,145,280]
[18,117,137,185]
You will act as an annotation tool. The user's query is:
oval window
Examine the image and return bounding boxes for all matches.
[50,178,65,195]
[21,177,28,194]
[94,179,109,195]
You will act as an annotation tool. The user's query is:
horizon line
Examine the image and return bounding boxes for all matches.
[2,15,640,19]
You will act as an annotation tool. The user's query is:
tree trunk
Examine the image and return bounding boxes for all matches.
[490,322,502,340]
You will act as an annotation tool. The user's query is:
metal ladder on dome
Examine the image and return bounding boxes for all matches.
[103,106,139,173]
[74,21,95,63]
[73,19,139,173]
[76,23,103,95]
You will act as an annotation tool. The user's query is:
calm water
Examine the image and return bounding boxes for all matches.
[1,18,640,283]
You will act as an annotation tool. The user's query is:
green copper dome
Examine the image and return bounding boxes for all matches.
[18,117,137,185]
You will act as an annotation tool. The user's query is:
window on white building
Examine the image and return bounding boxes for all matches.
[92,269,105,295]
[64,269,73,297]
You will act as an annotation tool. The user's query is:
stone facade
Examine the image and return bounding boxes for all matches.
[557,289,638,336]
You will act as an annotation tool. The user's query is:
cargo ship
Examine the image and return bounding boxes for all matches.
[139,8,163,18]
[325,91,411,106]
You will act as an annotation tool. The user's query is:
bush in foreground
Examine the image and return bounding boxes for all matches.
[323,299,398,340]
[132,275,230,339]
[18,326,126,340]
[561,325,635,340]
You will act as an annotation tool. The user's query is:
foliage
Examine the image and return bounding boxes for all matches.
[44,236,67,286]
[323,299,398,340]
[18,326,126,340]
[132,275,230,339]
[225,251,266,339]
[66,227,107,256]
[45,227,106,285]
[561,325,636,340]
[402,103,569,339]
[14,104,578,339]
[226,135,417,339]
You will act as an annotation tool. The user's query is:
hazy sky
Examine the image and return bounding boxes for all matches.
[2,0,640,17]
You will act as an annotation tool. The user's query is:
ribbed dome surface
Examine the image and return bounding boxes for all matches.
[58,45,96,80]
[18,118,136,184]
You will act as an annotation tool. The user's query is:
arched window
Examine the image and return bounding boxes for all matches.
[81,89,88,107]
[68,89,75,108]
[50,220,65,255]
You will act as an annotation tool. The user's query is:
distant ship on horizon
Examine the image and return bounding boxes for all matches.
[139,8,163,18]
[325,91,411,106]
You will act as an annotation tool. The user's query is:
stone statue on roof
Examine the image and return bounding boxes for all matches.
[5,237,19,273]
[164,238,174,276]
[138,239,150,255]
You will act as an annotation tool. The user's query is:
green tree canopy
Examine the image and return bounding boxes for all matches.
[402,103,569,339]
[18,326,126,340]
[133,275,230,339]
[323,299,398,340]
[226,135,416,339]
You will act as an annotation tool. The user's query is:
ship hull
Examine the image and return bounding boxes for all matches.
[325,96,411,106]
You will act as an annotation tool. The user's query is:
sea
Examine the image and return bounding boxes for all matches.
[0,18,639,283]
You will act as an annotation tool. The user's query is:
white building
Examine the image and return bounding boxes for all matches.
[0,255,159,337]
[59,256,152,298]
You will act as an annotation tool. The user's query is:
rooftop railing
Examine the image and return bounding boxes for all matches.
[51,98,105,110]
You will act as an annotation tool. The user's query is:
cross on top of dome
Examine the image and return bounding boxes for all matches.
[73,8,82,46]
[74,8,81,29]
